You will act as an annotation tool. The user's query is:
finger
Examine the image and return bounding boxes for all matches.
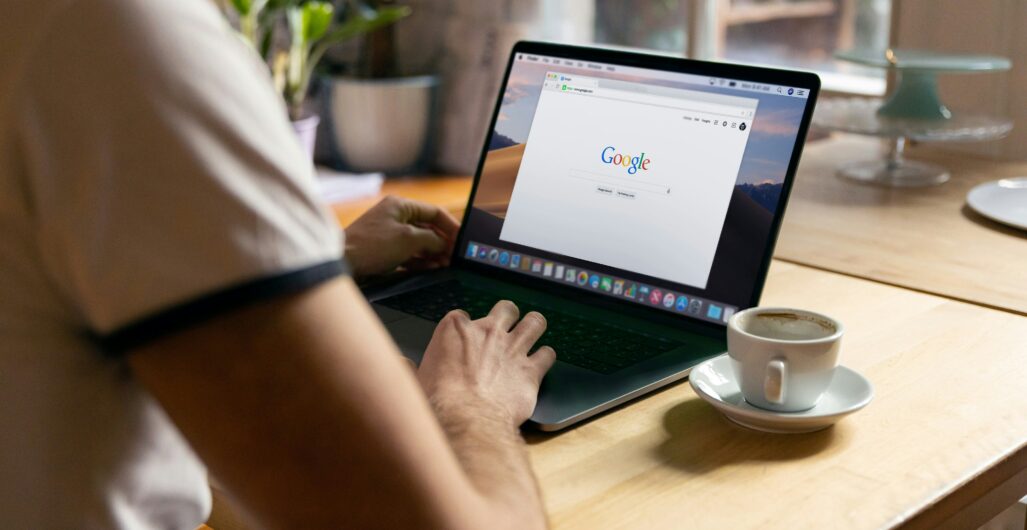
[406,245,450,267]
[436,309,470,335]
[528,345,557,384]
[485,300,520,331]
[442,308,471,325]
[510,311,547,347]
[401,199,460,241]
[405,225,448,256]
[416,222,455,263]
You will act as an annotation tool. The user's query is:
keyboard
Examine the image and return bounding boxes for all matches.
[378,280,682,374]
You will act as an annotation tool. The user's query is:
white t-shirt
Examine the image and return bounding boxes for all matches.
[0,0,344,527]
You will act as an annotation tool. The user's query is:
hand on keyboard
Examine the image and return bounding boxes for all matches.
[381,281,681,374]
[416,301,556,427]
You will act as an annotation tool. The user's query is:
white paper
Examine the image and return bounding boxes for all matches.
[315,167,384,204]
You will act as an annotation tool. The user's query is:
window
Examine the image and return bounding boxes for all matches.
[499,70,757,288]
[594,1,691,56]
[591,0,892,95]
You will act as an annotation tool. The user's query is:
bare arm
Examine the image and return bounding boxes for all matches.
[128,276,553,529]
[418,302,555,526]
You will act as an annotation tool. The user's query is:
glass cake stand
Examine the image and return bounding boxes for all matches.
[813,49,1012,187]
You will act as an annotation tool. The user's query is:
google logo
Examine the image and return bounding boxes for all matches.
[601,146,651,175]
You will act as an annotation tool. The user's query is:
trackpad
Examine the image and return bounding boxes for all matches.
[372,303,411,324]
[384,316,437,365]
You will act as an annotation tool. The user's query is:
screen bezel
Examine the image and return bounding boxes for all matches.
[450,41,821,334]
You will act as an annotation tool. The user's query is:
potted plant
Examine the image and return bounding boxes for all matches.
[322,0,440,174]
[223,0,410,159]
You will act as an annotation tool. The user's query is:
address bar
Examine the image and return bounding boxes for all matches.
[570,86,754,119]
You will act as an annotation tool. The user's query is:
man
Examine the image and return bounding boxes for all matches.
[0,0,554,528]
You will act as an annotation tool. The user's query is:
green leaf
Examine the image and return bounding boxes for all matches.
[283,2,411,118]
[232,0,270,17]
[229,0,252,15]
[303,2,334,42]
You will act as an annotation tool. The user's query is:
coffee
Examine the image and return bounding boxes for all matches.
[741,312,836,341]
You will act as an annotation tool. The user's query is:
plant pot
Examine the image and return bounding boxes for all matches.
[325,75,438,174]
[291,114,320,162]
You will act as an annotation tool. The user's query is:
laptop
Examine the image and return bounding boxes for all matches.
[365,41,820,431]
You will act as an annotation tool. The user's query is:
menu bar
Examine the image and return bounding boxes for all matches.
[517,53,809,99]
[465,241,736,325]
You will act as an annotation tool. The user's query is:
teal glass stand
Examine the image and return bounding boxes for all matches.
[814,49,1012,187]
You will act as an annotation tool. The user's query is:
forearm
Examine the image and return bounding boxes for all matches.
[130,279,497,528]
[431,398,548,530]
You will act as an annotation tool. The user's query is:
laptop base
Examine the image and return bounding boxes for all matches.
[366,269,724,431]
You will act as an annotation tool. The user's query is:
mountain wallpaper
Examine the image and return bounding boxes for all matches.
[737,182,783,212]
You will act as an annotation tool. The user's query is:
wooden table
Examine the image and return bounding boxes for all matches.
[323,163,1027,529]
[526,260,1027,529]
[776,135,1027,315]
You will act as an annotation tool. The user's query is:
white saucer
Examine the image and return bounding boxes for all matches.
[967,177,1027,232]
[688,354,873,434]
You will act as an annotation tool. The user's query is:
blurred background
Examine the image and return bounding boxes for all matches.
[292,0,1022,175]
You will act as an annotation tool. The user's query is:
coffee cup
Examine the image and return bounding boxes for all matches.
[726,307,843,412]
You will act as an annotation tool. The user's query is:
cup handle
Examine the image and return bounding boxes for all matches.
[764,359,786,405]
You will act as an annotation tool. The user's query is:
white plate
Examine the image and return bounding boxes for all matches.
[966,177,1027,232]
[688,354,873,434]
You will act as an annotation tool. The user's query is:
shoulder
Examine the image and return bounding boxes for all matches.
[41,0,239,73]
[27,0,266,112]
[58,0,227,35]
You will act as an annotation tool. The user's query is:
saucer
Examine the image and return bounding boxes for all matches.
[688,354,873,434]
[966,177,1027,232]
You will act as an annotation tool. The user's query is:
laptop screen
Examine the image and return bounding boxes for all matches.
[457,46,816,327]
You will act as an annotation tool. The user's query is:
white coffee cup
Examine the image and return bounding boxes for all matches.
[726,307,843,412]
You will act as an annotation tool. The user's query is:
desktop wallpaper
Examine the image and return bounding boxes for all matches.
[461,56,812,308]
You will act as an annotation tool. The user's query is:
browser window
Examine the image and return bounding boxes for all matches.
[499,73,758,289]
[458,51,814,324]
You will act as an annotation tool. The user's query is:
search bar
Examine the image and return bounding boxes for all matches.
[568,168,670,195]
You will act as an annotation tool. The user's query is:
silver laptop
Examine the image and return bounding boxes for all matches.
[364,41,820,431]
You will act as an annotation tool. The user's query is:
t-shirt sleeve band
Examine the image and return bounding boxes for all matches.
[96,259,349,355]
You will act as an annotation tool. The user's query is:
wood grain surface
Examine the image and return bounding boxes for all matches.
[776,134,1027,315]
[526,261,1027,529]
